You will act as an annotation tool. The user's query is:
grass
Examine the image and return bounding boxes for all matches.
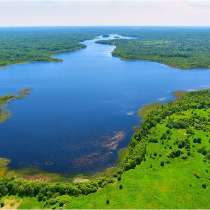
[0,196,43,209]
[67,160,209,208]
[0,158,10,177]
[138,103,162,119]
[18,197,44,209]
[0,196,21,210]
[173,90,187,99]
[66,108,210,209]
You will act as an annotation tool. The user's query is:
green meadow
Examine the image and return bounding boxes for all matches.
[68,106,210,209]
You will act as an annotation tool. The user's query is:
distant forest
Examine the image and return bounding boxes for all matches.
[1,27,210,69]
[97,28,210,69]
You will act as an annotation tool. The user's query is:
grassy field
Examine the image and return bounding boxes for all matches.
[66,107,210,209]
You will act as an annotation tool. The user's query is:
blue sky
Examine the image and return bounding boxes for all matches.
[0,0,210,26]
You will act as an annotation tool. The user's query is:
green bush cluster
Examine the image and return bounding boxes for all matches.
[0,176,114,201]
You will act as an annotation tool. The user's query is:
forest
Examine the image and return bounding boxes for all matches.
[97,27,210,69]
[0,28,98,66]
[1,27,210,69]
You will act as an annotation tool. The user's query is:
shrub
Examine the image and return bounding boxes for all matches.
[193,138,202,144]
[167,120,188,129]
[168,150,182,158]
[205,152,210,161]
[197,147,208,156]
[56,195,71,207]
[202,184,207,189]
[181,155,187,160]
[193,173,200,179]
[0,185,8,196]
[160,161,165,166]
[117,176,121,181]
[149,137,158,143]
[0,202,4,208]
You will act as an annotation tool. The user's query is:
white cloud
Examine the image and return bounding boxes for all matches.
[0,0,210,26]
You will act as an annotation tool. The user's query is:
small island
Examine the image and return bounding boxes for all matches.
[0,88,31,123]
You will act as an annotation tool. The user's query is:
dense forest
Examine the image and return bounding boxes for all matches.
[1,27,210,69]
[0,28,98,66]
[97,28,210,69]
[0,89,209,208]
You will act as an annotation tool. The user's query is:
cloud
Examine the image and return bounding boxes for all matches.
[185,0,210,9]
[0,0,210,26]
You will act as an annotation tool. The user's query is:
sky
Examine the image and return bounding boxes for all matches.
[1,0,210,26]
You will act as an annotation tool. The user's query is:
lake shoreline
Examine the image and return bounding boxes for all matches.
[0,45,86,70]
[0,89,192,179]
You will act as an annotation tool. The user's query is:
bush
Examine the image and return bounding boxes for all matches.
[0,201,4,208]
[202,184,207,189]
[168,150,182,158]
[117,176,121,181]
[197,147,208,156]
[0,185,8,196]
[193,138,202,144]
[205,152,210,161]
[56,195,71,207]
[149,137,158,143]
[160,161,165,166]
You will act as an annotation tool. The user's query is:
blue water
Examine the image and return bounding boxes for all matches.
[0,34,210,174]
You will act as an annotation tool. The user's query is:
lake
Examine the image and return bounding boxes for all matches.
[0,34,210,174]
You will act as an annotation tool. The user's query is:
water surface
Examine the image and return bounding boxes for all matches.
[0,34,210,174]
